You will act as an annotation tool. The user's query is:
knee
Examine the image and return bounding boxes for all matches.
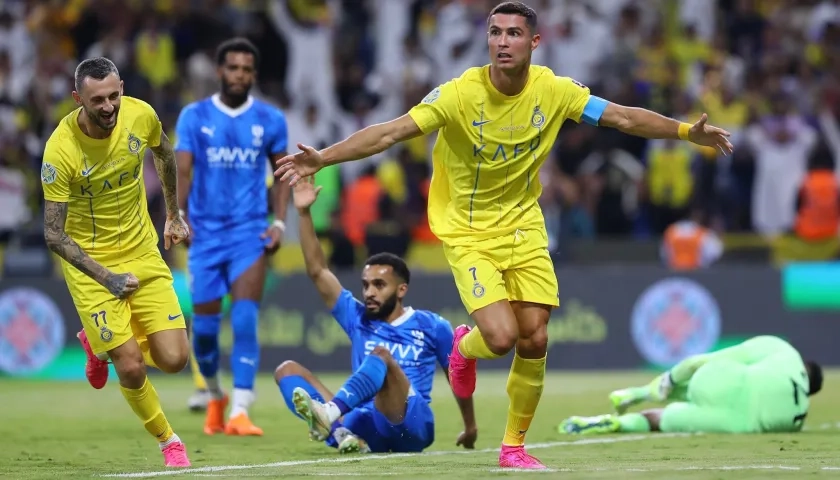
[158,349,189,374]
[370,347,397,373]
[519,324,548,353]
[370,347,396,369]
[483,325,518,355]
[115,356,147,385]
[157,336,190,373]
[274,360,304,382]
[371,346,394,361]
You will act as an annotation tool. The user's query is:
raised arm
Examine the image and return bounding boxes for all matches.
[598,103,733,155]
[43,200,134,298]
[293,177,343,309]
[319,114,423,166]
[275,114,423,185]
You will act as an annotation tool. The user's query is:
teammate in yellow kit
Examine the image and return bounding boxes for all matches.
[275,2,732,470]
[41,57,192,467]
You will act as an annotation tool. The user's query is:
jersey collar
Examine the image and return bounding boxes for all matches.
[211,93,254,118]
[390,307,415,327]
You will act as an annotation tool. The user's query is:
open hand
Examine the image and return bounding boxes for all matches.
[274,143,324,186]
[292,175,323,210]
[688,113,734,155]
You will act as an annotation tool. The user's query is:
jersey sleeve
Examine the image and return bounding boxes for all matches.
[173,106,196,154]
[139,100,163,148]
[330,289,365,336]
[269,110,289,155]
[41,139,73,202]
[555,77,607,126]
[407,81,459,134]
[433,314,455,370]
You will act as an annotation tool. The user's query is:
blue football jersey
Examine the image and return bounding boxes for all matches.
[332,289,454,404]
[174,94,288,236]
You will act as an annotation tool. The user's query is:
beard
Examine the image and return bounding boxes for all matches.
[221,79,251,105]
[86,105,119,132]
[365,293,398,320]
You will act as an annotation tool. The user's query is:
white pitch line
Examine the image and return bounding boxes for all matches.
[101,434,687,478]
[148,465,840,478]
[484,465,840,474]
[195,474,401,478]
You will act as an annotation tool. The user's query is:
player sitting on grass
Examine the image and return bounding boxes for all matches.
[559,335,823,435]
[274,177,477,453]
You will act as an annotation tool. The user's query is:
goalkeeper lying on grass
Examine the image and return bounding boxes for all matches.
[559,336,823,435]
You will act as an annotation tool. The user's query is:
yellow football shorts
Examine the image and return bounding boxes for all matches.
[65,248,186,356]
[443,228,559,314]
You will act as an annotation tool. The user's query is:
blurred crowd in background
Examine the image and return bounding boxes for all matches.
[2,0,840,266]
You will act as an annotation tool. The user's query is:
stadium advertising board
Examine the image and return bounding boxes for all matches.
[0,265,837,378]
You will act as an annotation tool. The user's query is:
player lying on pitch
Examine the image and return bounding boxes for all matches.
[273,177,477,453]
[559,336,823,435]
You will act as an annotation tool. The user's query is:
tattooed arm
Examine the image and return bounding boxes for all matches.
[149,130,179,218]
[150,130,190,249]
[43,201,136,298]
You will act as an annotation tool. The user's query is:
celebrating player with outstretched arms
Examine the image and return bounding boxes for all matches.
[275,1,732,470]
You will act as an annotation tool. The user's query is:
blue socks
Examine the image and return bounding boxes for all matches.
[231,300,260,390]
[278,375,325,418]
[192,313,222,378]
[332,354,388,415]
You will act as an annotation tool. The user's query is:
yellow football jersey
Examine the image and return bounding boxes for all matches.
[408,65,594,244]
[41,96,163,266]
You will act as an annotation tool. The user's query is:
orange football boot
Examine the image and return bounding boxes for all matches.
[203,395,228,435]
[224,413,264,436]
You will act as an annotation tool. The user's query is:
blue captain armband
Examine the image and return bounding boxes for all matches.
[581,95,608,126]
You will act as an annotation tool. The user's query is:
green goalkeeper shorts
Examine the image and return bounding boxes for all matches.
[660,359,759,433]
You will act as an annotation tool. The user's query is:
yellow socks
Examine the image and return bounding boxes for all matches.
[189,349,207,390]
[459,327,504,360]
[502,353,546,446]
[188,324,207,390]
[120,377,174,443]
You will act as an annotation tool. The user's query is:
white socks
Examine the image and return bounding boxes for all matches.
[324,402,342,423]
[159,433,181,449]
[230,388,255,418]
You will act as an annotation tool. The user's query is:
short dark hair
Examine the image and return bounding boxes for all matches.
[215,37,261,67]
[74,57,119,92]
[364,252,410,284]
[488,1,538,32]
[806,360,823,396]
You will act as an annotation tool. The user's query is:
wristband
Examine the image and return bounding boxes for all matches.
[273,219,286,232]
[678,122,691,141]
